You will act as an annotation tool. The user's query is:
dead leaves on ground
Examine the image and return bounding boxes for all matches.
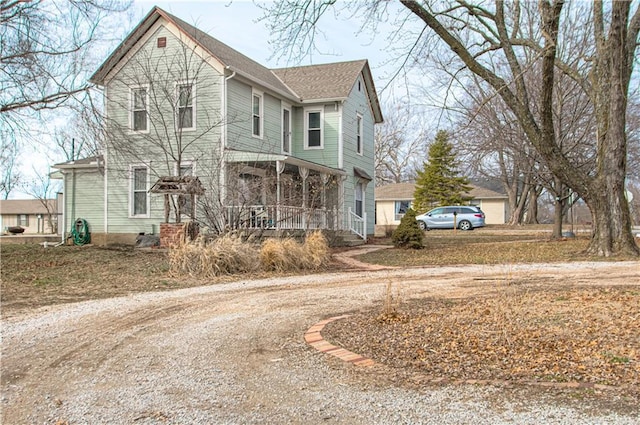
[326,285,639,393]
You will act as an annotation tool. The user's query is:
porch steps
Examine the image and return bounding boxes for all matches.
[332,231,366,247]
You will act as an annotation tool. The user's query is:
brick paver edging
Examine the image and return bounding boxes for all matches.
[304,315,376,367]
[305,315,618,392]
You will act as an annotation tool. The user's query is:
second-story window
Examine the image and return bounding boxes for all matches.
[132,87,148,132]
[282,107,291,154]
[305,108,323,149]
[356,113,363,155]
[177,83,194,130]
[252,90,263,138]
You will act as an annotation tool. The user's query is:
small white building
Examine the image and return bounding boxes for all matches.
[0,199,59,234]
[375,182,510,235]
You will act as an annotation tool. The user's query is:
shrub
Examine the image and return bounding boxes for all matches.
[168,232,259,277]
[391,208,424,249]
[260,230,330,272]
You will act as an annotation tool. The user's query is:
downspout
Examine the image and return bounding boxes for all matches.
[61,175,67,243]
[220,69,236,219]
[337,101,344,169]
[103,154,108,234]
[71,168,76,238]
[337,102,344,229]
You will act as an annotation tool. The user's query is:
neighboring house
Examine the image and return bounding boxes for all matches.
[52,7,383,245]
[375,182,509,235]
[0,199,60,234]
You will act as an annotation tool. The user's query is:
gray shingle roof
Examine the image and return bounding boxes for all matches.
[272,60,367,100]
[165,12,294,97]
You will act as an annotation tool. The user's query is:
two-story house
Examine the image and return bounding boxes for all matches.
[52,7,383,245]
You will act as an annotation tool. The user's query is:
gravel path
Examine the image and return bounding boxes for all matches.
[2,258,639,424]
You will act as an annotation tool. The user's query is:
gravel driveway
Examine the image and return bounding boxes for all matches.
[2,259,639,424]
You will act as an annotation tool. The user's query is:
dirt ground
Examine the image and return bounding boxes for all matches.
[2,255,639,423]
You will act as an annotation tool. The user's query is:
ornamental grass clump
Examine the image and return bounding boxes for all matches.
[260,231,330,272]
[169,233,259,278]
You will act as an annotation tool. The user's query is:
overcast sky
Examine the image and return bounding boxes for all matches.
[133,0,406,90]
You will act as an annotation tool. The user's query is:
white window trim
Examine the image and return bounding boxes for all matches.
[174,160,196,176]
[130,85,150,134]
[176,81,196,132]
[304,107,324,150]
[252,89,263,139]
[356,113,364,155]
[282,103,292,154]
[129,164,151,218]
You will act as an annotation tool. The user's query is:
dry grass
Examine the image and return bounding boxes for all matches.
[168,233,259,278]
[260,231,330,272]
[361,233,601,266]
[1,244,175,314]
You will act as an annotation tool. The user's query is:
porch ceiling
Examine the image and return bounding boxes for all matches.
[225,150,346,176]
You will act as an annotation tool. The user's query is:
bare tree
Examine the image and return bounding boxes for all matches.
[375,99,427,185]
[261,0,640,256]
[20,167,60,234]
[103,31,226,225]
[0,0,131,116]
[1,0,131,199]
[0,135,20,199]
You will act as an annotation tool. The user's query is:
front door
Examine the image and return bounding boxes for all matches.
[355,182,363,217]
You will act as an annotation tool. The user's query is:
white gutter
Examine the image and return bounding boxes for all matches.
[338,101,344,169]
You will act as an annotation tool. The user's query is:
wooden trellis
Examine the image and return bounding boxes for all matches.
[149,176,205,223]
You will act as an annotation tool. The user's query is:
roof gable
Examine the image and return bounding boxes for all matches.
[376,182,507,201]
[91,6,383,122]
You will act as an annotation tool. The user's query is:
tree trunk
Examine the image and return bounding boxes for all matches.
[524,186,539,225]
[583,1,639,256]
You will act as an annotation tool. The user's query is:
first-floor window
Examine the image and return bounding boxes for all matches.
[355,182,363,217]
[179,163,194,217]
[132,166,148,216]
[395,200,411,221]
[17,214,29,226]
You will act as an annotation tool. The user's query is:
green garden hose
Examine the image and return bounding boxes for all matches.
[70,218,91,246]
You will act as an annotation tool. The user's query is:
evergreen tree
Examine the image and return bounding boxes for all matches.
[413,130,471,212]
[391,208,423,249]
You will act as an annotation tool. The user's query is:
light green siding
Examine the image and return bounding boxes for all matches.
[64,170,105,234]
[103,24,223,233]
[226,79,282,154]
[292,104,339,168]
[341,75,376,233]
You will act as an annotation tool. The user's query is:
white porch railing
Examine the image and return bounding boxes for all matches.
[226,205,338,231]
[347,208,367,241]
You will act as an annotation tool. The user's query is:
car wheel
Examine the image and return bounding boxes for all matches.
[418,221,428,231]
[458,220,473,231]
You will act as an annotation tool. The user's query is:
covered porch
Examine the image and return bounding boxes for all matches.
[223,151,364,238]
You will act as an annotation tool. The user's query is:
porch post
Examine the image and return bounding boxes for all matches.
[320,173,329,228]
[276,160,285,231]
[299,166,309,229]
